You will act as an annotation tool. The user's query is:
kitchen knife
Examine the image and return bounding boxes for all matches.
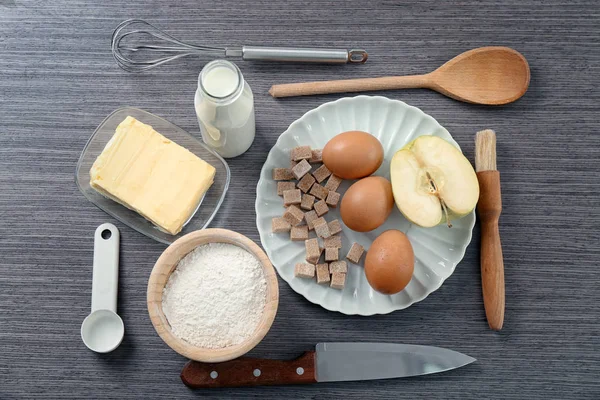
[181,342,475,388]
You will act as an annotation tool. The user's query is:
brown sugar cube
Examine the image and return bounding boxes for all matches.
[304,210,318,230]
[272,168,294,181]
[313,217,331,239]
[291,146,312,161]
[329,260,348,274]
[324,235,342,248]
[271,217,291,233]
[297,173,316,193]
[330,272,346,289]
[291,159,312,179]
[283,189,302,206]
[294,263,315,279]
[327,219,342,236]
[305,238,321,263]
[309,183,329,200]
[346,243,365,264]
[325,191,340,208]
[290,160,298,168]
[309,149,323,163]
[316,263,330,284]
[290,225,309,241]
[314,199,329,217]
[325,247,339,262]
[277,181,296,196]
[325,175,343,191]
[283,205,304,226]
[300,194,315,210]
[312,164,332,183]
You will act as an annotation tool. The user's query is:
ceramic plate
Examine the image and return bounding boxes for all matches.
[256,96,475,315]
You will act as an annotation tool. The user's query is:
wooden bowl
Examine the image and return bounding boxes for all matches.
[147,228,279,362]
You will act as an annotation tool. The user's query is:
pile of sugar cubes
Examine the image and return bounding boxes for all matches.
[271,145,366,290]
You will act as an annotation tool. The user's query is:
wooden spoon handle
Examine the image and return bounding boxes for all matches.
[269,74,431,98]
[477,171,505,331]
[181,351,317,388]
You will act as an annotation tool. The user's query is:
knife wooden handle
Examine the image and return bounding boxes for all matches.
[476,170,505,331]
[181,351,317,388]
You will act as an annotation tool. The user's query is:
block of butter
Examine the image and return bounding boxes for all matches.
[90,116,216,235]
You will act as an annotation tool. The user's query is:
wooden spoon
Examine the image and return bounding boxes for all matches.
[269,47,530,105]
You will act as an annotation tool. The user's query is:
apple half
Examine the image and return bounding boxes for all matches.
[390,135,479,228]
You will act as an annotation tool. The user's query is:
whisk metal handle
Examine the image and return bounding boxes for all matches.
[231,46,367,64]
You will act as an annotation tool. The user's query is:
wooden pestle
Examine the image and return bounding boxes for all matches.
[475,129,505,331]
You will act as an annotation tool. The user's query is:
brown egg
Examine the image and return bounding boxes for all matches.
[365,230,414,294]
[340,176,394,232]
[322,131,384,179]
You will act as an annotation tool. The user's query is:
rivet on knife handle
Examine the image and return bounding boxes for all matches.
[180,352,317,388]
[475,129,505,331]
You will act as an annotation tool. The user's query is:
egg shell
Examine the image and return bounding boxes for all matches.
[322,131,384,179]
[365,230,414,295]
[340,176,394,232]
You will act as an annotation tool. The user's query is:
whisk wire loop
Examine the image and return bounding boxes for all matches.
[111,19,225,72]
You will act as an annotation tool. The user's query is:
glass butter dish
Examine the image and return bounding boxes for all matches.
[76,107,230,244]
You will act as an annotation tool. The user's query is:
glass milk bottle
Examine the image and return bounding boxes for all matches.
[194,60,255,158]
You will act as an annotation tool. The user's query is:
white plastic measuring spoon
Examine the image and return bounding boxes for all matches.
[81,223,124,353]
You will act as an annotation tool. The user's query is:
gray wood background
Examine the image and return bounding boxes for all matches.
[1,0,599,399]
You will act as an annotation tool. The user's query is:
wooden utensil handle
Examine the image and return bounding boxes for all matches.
[181,351,317,388]
[269,74,432,98]
[477,171,505,331]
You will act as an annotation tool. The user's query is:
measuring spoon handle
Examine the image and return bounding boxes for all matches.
[91,223,120,313]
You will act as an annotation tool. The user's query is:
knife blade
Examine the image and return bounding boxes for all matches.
[181,342,475,388]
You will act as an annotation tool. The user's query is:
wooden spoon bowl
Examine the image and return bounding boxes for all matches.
[428,47,530,105]
[147,228,279,363]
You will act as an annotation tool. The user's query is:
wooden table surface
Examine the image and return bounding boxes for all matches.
[1,1,599,399]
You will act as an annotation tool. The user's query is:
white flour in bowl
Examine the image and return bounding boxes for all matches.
[161,242,267,349]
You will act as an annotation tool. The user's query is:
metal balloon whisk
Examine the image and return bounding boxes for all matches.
[111,19,367,73]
